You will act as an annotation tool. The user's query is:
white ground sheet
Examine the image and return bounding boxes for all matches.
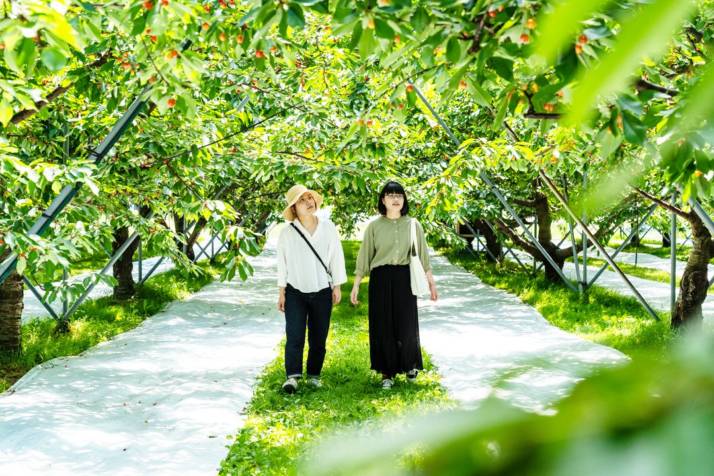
[22,237,223,323]
[508,249,714,325]
[419,252,626,413]
[0,247,284,475]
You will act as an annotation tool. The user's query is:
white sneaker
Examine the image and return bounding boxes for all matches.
[381,378,394,390]
[406,370,419,383]
[282,377,299,394]
[307,377,322,388]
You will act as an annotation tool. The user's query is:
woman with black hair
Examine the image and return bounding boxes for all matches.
[350,181,438,389]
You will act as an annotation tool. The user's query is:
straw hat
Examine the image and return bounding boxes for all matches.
[282,184,323,221]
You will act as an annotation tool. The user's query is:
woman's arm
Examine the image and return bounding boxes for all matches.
[277,230,288,311]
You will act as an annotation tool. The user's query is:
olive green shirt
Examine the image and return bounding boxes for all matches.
[355,215,431,276]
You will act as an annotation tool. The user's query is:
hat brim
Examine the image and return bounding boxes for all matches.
[283,190,323,220]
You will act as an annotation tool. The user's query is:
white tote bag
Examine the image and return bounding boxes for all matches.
[409,219,430,297]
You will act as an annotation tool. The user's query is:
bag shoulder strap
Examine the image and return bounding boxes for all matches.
[290,223,332,279]
[410,218,418,257]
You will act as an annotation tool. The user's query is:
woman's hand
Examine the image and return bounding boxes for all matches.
[350,275,362,305]
[350,286,360,306]
[429,281,439,301]
[277,288,286,312]
[332,286,342,305]
[427,272,438,301]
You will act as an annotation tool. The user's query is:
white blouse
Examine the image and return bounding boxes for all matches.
[277,218,347,293]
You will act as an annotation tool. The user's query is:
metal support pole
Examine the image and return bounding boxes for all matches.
[587,204,658,287]
[140,256,166,285]
[62,269,68,316]
[582,167,588,286]
[22,276,60,321]
[63,229,143,319]
[560,174,581,290]
[463,222,499,262]
[567,219,582,287]
[138,237,143,284]
[409,83,578,292]
[193,235,218,263]
[670,192,677,313]
[539,171,660,320]
[535,234,571,272]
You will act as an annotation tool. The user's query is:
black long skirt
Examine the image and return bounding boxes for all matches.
[368,265,424,377]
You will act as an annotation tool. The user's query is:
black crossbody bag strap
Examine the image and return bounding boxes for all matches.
[290,223,333,282]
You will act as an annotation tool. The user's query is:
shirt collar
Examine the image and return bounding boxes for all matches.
[292,216,321,234]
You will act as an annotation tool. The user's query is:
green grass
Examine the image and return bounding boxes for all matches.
[566,256,714,295]
[220,241,453,475]
[568,256,673,284]
[614,242,693,262]
[0,262,222,393]
[442,247,674,362]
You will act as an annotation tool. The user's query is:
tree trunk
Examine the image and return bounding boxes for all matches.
[672,214,710,328]
[0,250,23,353]
[174,214,195,261]
[661,231,671,248]
[473,220,503,262]
[630,221,641,246]
[533,194,567,283]
[112,226,140,300]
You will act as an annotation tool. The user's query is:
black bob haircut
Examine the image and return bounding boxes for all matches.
[377,181,410,216]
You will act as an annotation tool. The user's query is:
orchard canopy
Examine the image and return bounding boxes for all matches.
[1,0,713,325]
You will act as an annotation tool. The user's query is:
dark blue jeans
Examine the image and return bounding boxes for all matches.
[284,284,333,378]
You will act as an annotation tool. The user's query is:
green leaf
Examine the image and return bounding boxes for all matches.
[446,37,461,64]
[16,257,26,276]
[487,57,513,81]
[411,7,430,32]
[466,78,492,108]
[287,4,305,28]
[0,100,13,127]
[359,27,376,58]
[533,0,613,65]
[566,0,698,126]
[16,38,37,77]
[350,23,363,50]
[621,111,647,144]
[40,47,68,71]
[493,91,510,131]
[374,19,394,40]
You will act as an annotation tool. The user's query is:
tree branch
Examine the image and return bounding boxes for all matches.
[495,219,540,257]
[635,79,679,97]
[10,52,110,124]
[524,110,562,119]
[634,187,689,219]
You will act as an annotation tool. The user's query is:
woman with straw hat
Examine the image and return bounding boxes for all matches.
[276,184,347,393]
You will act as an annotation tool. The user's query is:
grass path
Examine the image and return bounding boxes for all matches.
[220,242,453,475]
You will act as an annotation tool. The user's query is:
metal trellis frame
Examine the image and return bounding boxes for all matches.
[410,83,579,292]
[539,171,660,320]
